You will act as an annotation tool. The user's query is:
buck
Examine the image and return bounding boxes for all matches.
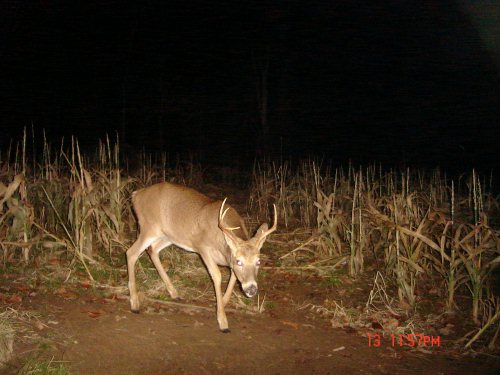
[126,182,277,332]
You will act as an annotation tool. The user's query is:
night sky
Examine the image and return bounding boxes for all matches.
[1,1,498,171]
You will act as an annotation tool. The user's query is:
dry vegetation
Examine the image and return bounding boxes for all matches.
[249,159,499,349]
[1,130,499,370]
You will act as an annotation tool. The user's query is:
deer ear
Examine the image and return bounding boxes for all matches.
[255,223,269,237]
[251,223,270,251]
[222,231,241,254]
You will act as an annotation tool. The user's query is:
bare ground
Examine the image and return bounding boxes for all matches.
[1,266,499,375]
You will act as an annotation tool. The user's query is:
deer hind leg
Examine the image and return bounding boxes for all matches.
[126,233,156,312]
[147,239,179,299]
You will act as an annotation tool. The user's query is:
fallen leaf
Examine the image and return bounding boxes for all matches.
[34,320,45,330]
[115,315,126,322]
[13,284,31,292]
[439,324,454,336]
[102,294,118,304]
[55,287,78,300]
[80,281,92,289]
[48,257,62,265]
[281,320,300,330]
[428,287,440,296]
[85,309,106,318]
[330,319,344,329]
[7,294,22,303]
[381,317,399,332]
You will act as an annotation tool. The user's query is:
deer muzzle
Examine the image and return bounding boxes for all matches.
[243,283,258,298]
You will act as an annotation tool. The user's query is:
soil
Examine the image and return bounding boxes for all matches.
[1,267,499,375]
[1,185,499,374]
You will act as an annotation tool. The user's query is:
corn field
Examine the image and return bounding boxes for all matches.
[249,159,499,346]
[1,132,499,349]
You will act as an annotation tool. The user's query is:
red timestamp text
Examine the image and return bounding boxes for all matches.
[367,333,441,348]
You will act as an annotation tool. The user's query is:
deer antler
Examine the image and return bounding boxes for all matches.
[256,204,278,247]
[218,198,241,232]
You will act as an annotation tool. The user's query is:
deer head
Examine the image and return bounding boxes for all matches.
[218,198,277,298]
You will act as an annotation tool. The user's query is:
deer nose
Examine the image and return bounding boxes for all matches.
[244,284,258,298]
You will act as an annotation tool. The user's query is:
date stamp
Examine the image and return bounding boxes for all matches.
[367,333,441,348]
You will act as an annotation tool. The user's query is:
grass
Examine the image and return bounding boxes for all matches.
[321,274,341,288]
[0,308,65,374]
[18,355,71,375]
[0,316,15,369]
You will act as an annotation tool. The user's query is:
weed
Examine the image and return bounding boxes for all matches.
[322,275,341,288]
[18,355,71,375]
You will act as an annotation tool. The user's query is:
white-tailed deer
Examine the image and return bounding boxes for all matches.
[126,182,277,332]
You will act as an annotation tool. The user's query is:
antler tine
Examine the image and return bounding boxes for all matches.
[259,203,278,239]
[218,198,229,222]
[218,198,240,231]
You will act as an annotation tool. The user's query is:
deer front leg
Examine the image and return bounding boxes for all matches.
[223,270,237,306]
[201,254,230,333]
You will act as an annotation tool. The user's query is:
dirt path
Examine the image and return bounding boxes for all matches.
[2,183,498,374]
[2,272,499,375]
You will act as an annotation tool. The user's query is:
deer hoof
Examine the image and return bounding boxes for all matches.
[221,328,231,333]
[131,309,140,314]
[169,290,179,300]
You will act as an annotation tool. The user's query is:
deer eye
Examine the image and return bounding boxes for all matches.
[236,259,243,267]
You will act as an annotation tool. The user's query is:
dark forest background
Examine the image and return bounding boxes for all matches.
[0,1,498,172]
